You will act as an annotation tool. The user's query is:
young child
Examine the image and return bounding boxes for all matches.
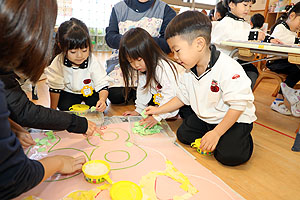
[214,1,228,21]
[46,18,110,112]
[267,2,300,117]
[250,13,265,30]
[0,1,86,199]
[146,11,256,166]
[119,27,191,127]
[211,0,265,89]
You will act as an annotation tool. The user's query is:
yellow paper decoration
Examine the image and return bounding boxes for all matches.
[81,85,93,97]
[153,93,162,105]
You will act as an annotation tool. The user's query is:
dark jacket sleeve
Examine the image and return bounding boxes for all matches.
[0,81,44,200]
[152,5,176,54]
[0,72,88,133]
[105,8,123,49]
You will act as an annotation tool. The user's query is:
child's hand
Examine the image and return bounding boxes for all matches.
[258,31,266,41]
[96,99,106,112]
[56,155,86,174]
[139,116,158,128]
[199,130,221,152]
[270,38,283,44]
[15,128,36,148]
[85,120,102,137]
[122,110,140,116]
[144,106,159,115]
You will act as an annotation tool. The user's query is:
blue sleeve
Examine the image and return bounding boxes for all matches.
[105,8,122,49]
[152,5,176,54]
[0,81,44,199]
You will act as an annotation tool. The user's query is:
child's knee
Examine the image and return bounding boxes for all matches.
[214,149,253,166]
[176,126,192,145]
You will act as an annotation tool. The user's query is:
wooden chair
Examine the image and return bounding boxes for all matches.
[252,54,287,97]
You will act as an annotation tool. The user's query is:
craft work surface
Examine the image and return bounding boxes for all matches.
[16,116,243,200]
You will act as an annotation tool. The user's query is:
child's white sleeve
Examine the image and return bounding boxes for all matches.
[45,55,65,90]
[153,64,180,122]
[175,73,190,106]
[271,24,296,45]
[221,65,254,111]
[135,75,152,114]
[90,55,110,92]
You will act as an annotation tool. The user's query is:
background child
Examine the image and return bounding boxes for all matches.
[146,11,256,166]
[0,1,86,199]
[250,13,265,30]
[214,1,228,21]
[119,27,192,127]
[105,0,176,104]
[46,18,110,112]
[211,0,265,89]
[267,2,300,117]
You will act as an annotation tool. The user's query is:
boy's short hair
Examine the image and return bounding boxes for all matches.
[216,1,228,20]
[165,11,212,45]
[223,0,256,10]
[250,13,265,29]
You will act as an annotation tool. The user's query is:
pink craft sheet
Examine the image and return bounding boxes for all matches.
[16,122,244,200]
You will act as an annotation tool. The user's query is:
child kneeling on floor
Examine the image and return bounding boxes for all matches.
[146,11,257,166]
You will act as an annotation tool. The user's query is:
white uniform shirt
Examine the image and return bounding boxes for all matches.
[176,51,257,124]
[271,23,298,45]
[135,59,185,122]
[211,16,252,56]
[45,53,111,94]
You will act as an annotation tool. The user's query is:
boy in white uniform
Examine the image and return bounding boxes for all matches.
[145,11,257,166]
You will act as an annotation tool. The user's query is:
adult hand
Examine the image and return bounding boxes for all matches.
[56,155,86,174]
[85,120,103,137]
[15,129,36,148]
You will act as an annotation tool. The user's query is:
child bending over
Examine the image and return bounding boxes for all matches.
[146,11,256,166]
[119,27,193,128]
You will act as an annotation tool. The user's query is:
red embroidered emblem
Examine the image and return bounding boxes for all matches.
[210,80,219,92]
[83,79,91,84]
[232,74,240,79]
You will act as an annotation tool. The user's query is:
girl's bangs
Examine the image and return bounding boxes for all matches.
[66,31,89,50]
[124,43,142,61]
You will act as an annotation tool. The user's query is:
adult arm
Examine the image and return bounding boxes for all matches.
[105,8,122,49]
[0,81,44,199]
[0,72,88,133]
[152,5,176,54]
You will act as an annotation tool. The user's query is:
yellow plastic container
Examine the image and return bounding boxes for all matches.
[191,138,213,156]
[82,160,113,184]
[69,104,90,116]
[110,181,143,200]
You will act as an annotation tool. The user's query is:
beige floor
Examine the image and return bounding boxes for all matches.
[31,52,300,200]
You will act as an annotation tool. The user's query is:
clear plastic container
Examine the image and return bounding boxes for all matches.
[129,116,176,145]
[67,110,104,127]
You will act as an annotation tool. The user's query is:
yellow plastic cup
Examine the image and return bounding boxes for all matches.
[82,160,113,184]
[69,104,90,116]
[110,181,143,200]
